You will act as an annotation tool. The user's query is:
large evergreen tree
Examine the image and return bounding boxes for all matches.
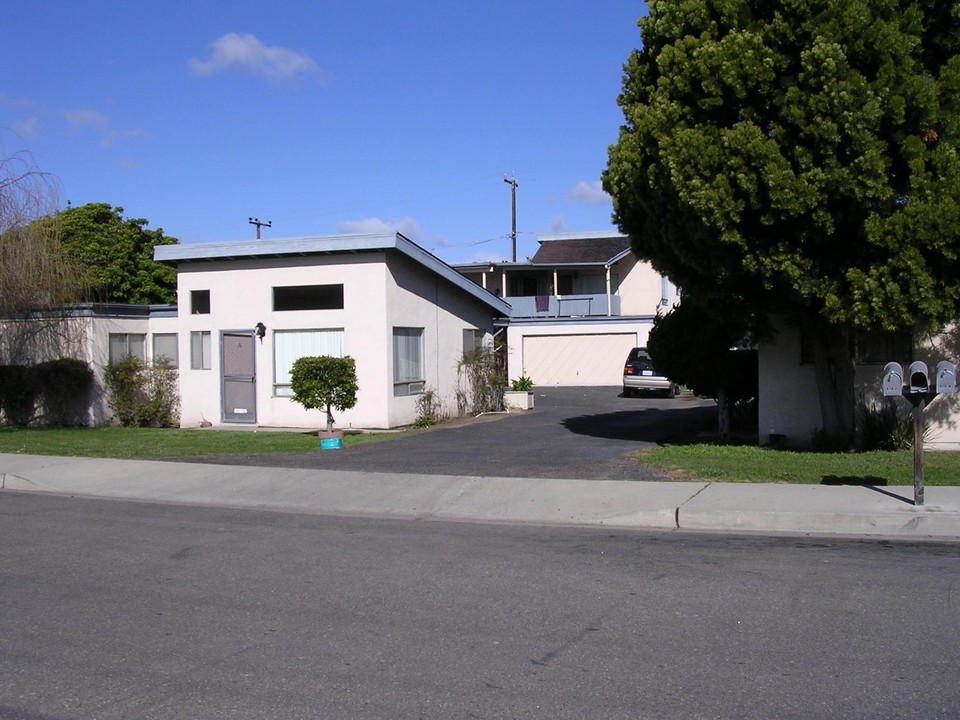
[604,0,960,443]
[55,203,178,305]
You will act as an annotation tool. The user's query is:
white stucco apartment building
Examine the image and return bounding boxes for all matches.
[148,233,511,429]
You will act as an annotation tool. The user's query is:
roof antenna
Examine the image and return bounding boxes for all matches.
[503,172,518,261]
[248,217,272,239]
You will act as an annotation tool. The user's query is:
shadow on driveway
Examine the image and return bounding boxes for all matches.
[176,387,718,481]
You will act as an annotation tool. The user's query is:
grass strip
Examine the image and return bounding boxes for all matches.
[635,444,960,485]
[0,426,396,459]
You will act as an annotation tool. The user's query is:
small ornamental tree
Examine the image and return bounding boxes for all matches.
[290,356,359,433]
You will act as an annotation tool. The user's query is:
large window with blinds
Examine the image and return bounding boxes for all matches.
[273,328,345,396]
[393,327,424,396]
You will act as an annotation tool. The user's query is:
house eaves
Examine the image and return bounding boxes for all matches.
[155,233,512,316]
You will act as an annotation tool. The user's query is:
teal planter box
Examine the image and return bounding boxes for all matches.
[320,436,342,450]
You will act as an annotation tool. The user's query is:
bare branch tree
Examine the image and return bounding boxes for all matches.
[0,142,88,317]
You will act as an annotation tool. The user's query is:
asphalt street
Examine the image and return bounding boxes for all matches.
[174,386,718,480]
[1,492,957,720]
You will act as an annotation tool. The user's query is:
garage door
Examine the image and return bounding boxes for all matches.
[522,333,638,386]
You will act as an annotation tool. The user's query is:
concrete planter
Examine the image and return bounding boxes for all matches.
[319,430,344,450]
[504,390,535,410]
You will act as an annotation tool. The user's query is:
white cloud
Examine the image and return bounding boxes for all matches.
[547,215,569,234]
[10,117,40,138]
[189,33,326,83]
[336,217,423,241]
[62,108,146,150]
[565,180,611,204]
[65,108,109,132]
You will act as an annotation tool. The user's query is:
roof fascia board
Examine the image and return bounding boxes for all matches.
[154,234,397,263]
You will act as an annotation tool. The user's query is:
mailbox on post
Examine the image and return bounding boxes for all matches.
[882,362,904,397]
[883,357,957,507]
[936,361,957,395]
[908,361,930,394]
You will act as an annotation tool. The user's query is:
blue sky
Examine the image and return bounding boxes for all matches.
[2,1,645,264]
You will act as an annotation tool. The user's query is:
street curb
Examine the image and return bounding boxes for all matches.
[2,455,960,539]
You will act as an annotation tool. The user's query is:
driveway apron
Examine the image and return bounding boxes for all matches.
[177,387,718,481]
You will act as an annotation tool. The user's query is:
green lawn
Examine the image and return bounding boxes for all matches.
[1,426,957,485]
[0,426,396,459]
[636,444,960,485]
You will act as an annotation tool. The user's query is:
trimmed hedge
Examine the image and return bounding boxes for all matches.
[0,359,94,427]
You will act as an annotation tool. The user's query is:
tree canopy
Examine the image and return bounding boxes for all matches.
[290,355,359,433]
[604,0,960,442]
[53,203,178,305]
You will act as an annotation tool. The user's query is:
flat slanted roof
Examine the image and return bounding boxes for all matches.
[155,232,512,315]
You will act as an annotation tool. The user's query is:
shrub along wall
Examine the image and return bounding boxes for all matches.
[0,359,94,427]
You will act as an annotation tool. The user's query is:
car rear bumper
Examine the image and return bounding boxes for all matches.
[623,374,673,392]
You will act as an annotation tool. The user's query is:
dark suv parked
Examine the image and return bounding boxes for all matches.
[622,347,677,397]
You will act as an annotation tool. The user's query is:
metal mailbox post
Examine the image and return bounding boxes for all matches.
[882,360,957,506]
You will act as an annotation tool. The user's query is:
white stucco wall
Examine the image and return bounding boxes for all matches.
[756,321,822,446]
[384,253,499,426]
[758,318,960,450]
[616,254,679,316]
[913,324,960,449]
[172,253,392,430]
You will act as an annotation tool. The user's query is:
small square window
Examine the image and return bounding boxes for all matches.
[191,290,211,315]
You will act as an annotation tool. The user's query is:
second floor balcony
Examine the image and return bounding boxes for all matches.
[507,292,621,318]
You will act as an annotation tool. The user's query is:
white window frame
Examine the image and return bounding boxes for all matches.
[190,331,212,370]
[273,328,345,396]
[108,333,146,364]
[152,333,179,368]
[393,327,424,396]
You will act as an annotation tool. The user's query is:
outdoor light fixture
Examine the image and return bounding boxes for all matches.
[255,322,267,341]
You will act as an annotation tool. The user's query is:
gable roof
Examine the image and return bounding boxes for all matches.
[530,231,632,265]
[155,232,512,315]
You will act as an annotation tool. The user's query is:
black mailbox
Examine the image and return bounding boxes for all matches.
[908,361,930,394]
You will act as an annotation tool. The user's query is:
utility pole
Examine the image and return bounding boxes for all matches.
[504,173,518,262]
[248,217,272,239]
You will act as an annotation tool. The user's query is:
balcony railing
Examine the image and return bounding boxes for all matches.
[507,293,620,318]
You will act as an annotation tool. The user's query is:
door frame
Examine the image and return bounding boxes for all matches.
[220,329,257,424]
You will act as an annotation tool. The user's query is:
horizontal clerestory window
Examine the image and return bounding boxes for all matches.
[273,284,344,311]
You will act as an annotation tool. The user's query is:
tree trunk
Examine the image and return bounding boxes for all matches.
[325,403,335,433]
[716,388,730,440]
[808,324,857,448]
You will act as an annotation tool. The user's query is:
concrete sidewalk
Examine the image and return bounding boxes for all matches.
[1,453,959,539]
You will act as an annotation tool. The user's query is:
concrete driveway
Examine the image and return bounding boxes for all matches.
[182,387,718,481]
